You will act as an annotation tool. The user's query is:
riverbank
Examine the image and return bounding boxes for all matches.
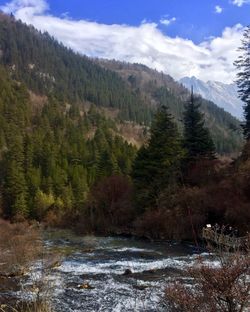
[0,228,212,312]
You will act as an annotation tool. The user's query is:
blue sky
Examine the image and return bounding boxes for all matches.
[46,0,249,43]
[0,0,248,82]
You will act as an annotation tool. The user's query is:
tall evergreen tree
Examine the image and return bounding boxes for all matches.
[234,26,250,140]
[4,132,28,217]
[132,106,184,210]
[183,90,215,161]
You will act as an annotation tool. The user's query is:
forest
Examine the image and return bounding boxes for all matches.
[0,13,243,153]
[0,11,249,312]
[0,14,249,241]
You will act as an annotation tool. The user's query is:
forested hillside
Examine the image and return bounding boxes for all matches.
[0,13,249,240]
[0,66,136,218]
[0,13,243,154]
[98,60,243,154]
[0,13,153,125]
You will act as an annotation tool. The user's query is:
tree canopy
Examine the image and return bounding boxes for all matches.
[235,26,250,140]
[183,90,215,161]
[0,68,136,218]
[132,106,184,211]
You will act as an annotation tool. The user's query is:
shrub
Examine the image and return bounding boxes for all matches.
[0,219,41,276]
[77,175,134,233]
[165,250,250,312]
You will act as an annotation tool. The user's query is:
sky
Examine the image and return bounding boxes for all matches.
[0,0,248,83]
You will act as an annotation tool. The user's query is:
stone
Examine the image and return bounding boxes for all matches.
[123,269,132,276]
[77,283,94,290]
[133,284,148,291]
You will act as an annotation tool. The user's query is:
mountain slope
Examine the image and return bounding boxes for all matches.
[97,60,243,154]
[179,76,243,119]
[0,13,153,125]
[0,13,243,154]
[0,64,138,218]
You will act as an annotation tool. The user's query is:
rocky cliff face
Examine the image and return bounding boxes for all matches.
[180,76,243,119]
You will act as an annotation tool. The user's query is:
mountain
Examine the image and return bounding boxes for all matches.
[97,60,243,154]
[179,76,243,119]
[0,13,153,126]
[0,13,243,154]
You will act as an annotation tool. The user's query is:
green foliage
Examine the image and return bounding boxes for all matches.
[0,14,242,154]
[0,14,152,125]
[235,26,250,140]
[0,68,30,217]
[132,106,184,211]
[154,87,243,155]
[183,91,215,161]
[0,67,136,219]
[0,13,245,228]
[34,189,55,220]
[98,60,243,155]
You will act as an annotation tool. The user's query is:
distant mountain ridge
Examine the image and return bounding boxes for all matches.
[179,76,243,119]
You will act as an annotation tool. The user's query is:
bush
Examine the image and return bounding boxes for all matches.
[76,175,134,234]
[0,219,58,312]
[165,250,250,312]
[0,219,41,276]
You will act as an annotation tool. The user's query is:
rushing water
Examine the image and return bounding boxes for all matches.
[2,230,214,312]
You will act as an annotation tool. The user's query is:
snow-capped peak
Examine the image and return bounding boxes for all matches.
[179,76,243,119]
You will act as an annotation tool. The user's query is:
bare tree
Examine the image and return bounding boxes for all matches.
[165,246,250,312]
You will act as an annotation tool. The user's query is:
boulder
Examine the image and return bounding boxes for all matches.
[123,269,132,276]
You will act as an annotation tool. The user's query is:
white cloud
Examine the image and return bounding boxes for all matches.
[0,0,244,83]
[160,17,176,26]
[61,12,69,19]
[215,5,223,13]
[232,0,250,6]
[0,0,48,15]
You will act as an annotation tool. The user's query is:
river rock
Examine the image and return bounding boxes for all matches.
[123,269,132,276]
[77,283,95,290]
[133,284,149,291]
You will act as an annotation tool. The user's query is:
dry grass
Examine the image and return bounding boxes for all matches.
[0,301,52,312]
[0,219,42,276]
[0,219,55,312]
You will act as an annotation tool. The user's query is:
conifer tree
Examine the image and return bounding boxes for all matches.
[4,132,29,217]
[132,106,184,210]
[234,26,250,140]
[96,150,120,178]
[183,90,215,161]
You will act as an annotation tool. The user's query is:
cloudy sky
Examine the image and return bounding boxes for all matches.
[0,0,248,83]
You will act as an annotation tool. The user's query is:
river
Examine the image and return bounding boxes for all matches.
[2,230,214,312]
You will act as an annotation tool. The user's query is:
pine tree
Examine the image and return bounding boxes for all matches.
[96,150,120,178]
[234,26,250,140]
[131,146,153,212]
[183,90,215,161]
[132,106,184,210]
[4,132,29,217]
